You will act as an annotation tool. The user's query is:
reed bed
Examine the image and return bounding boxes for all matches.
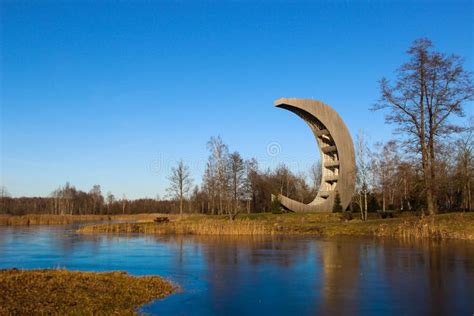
[0,269,176,315]
[79,218,271,235]
[0,214,109,226]
[0,213,164,226]
[319,213,474,240]
[372,213,474,240]
[78,212,474,240]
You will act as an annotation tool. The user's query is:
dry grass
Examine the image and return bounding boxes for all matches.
[0,213,162,226]
[0,269,176,315]
[79,215,270,235]
[368,213,474,240]
[77,212,474,240]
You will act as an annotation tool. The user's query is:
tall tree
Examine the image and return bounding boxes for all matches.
[167,160,193,215]
[206,136,229,215]
[0,186,10,214]
[372,141,400,212]
[228,151,245,219]
[106,192,115,214]
[309,161,322,195]
[373,38,474,215]
[455,120,473,211]
[121,194,127,214]
[243,158,259,213]
[202,161,216,214]
[355,130,372,220]
[89,185,103,215]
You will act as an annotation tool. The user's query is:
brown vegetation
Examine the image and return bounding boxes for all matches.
[77,212,474,240]
[0,269,175,315]
[79,215,270,235]
[0,213,161,226]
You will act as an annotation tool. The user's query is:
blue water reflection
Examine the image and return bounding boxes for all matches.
[0,225,473,315]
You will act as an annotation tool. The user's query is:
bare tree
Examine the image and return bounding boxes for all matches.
[309,160,322,195]
[356,130,372,220]
[0,186,10,198]
[89,185,103,214]
[0,186,10,214]
[202,161,216,214]
[243,158,259,214]
[294,172,311,203]
[228,151,245,219]
[106,192,115,214]
[372,141,400,212]
[121,194,127,214]
[167,160,193,215]
[373,38,474,215]
[274,164,293,198]
[206,136,229,215]
[455,119,474,211]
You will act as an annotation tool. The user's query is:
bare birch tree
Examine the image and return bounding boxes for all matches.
[206,136,229,215]
[228,151,245,219]
[356,130,372,220]
[309,160,322,195]
[243,158,259,214]
[167,160,193,215]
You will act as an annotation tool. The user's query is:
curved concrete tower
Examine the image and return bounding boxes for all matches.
[275,98,356,212]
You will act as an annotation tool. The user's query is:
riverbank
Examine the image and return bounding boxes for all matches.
[0,213,160,225]
[0,269,175,315]
[77,212,474,240]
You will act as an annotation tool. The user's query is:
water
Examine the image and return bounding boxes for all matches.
[1,224,473,315]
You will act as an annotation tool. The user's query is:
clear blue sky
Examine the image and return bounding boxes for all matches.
[1,1,473,199]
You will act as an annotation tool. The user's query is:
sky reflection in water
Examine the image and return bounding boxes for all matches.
[0,225,473,315]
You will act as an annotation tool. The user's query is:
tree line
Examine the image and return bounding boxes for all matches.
[0,184,175,216]
[166,136,318,218]
[1,38,472,217]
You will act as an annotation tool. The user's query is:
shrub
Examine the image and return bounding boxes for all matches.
[332,191,343,213]
[342,211,353,221]
[271,195,282,214]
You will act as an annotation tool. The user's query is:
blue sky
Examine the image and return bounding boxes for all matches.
[1,0,473,199]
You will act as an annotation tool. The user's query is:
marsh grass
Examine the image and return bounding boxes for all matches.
[0,269,176,315]
[78,212,474,240]
[0,213,161,226]
[307,212,474,240]
[79,216,270,235]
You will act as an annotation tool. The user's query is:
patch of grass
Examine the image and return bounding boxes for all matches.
[0,269,176,315]
[77,212,474,240]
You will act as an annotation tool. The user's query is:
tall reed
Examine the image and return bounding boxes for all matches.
[77,212,474,240]
[79,218,271,235]
[0,213,164,226]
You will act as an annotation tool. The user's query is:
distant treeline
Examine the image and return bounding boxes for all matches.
[0,161,316,216]
[0,185,175,216]
[1,131,471,216]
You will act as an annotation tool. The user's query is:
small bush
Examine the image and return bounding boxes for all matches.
[271,195,283,214]
[342,211,353,221]
[332,192,343,213]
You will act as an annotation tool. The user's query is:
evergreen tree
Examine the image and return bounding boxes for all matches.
[368,194,380,213]
[332,191,343,213]
[271,195,282,214]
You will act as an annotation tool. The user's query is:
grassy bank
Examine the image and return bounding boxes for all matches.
[0,269,176,315]
[78,212,474,240]
[0,213,161,226]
